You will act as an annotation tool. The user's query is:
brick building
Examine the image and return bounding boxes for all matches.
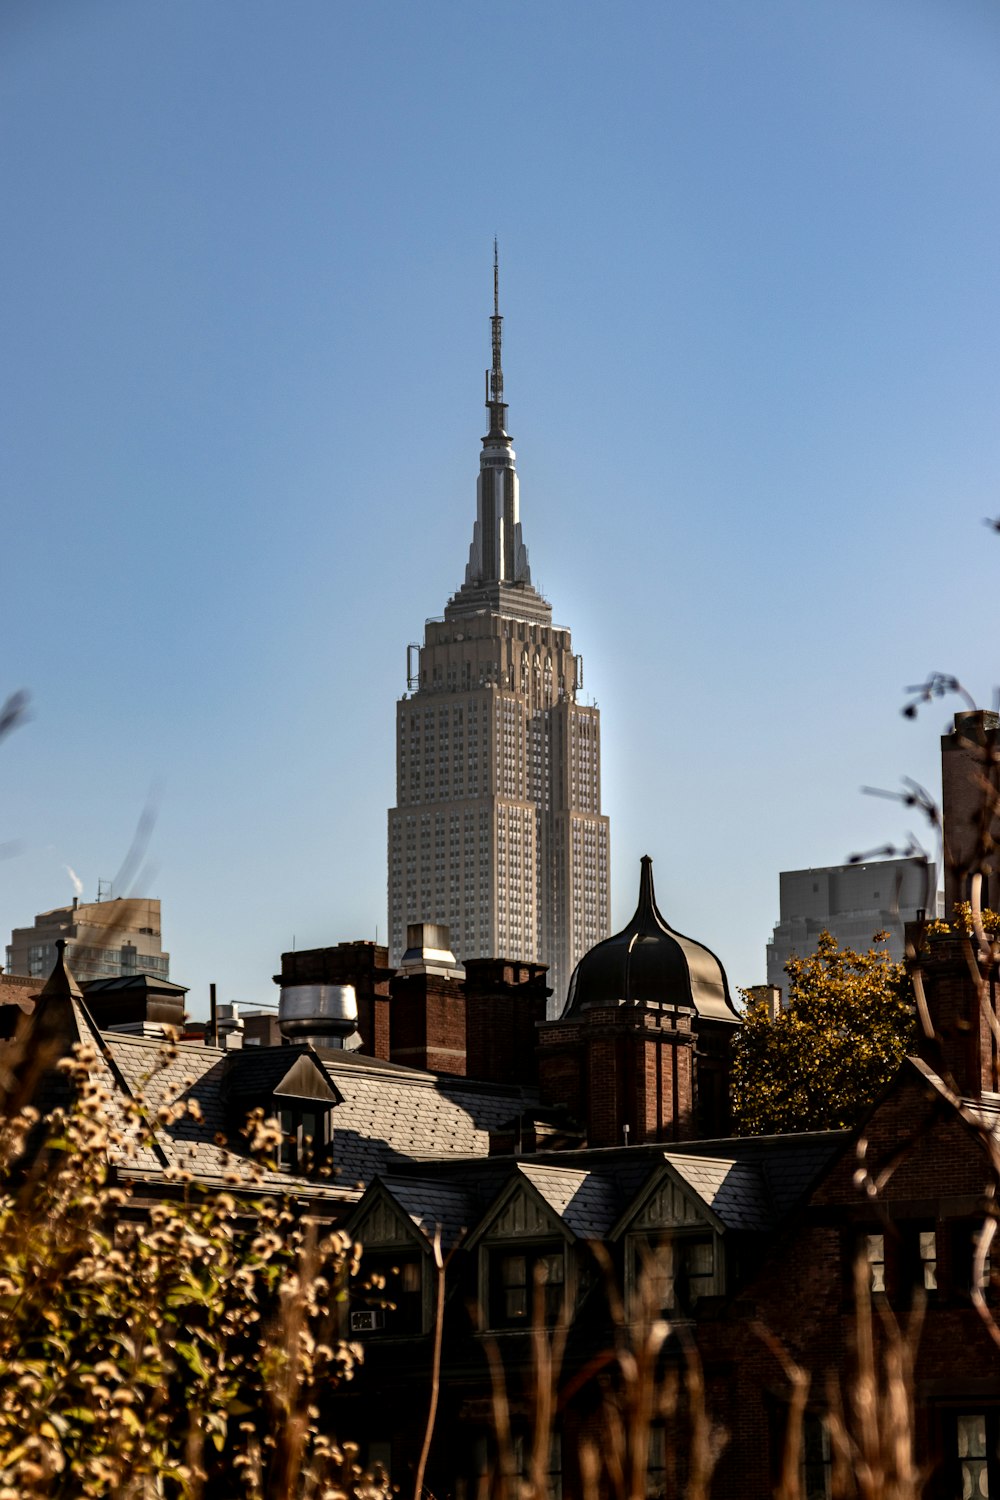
[13,768,1000,1496]
[333,846,1000,1500]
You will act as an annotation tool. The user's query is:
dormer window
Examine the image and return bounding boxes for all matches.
[222,1046,341,1176]
[489,1244,566,1327]
[278,1107,329,1173]
[627,1232,719,1314]
[354,1252,425,1336]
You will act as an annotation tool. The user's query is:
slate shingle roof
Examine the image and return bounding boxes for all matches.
[665,1133,845,1219]
[76,1001,166,1174]
[313,1050,535,1187]
[60,1010,843,1237]
[662,1153,774,1231]
[375,1175,477,1249]
[105,1032,323,1193]
[516,1164,621,1238]
[89,1032,531,1200]
[374,1136,841,1243]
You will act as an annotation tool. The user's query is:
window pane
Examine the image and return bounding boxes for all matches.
[540,1253,564,1285]
[979,1235,992,1292]
[866,1234,885,1293]
[278,1110,296,1171]
[801,1412,833,1500]
[686,1241,714,1278]
[639,1241,675,1311]
[957,1413,989,1499]
[505,1287,527,1319]
[958,1415,987,1460]
[502,1255,526,1288]
[919,1230,937,1291]
[647,1425,666,1500]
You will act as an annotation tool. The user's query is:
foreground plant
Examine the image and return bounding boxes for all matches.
[0,1039,384,1500]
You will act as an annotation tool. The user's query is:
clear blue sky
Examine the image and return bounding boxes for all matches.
[3,1,998,1014]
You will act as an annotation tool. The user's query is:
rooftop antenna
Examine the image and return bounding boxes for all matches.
[486,238,506,433]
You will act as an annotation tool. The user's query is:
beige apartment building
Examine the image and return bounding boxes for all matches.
[388,255,610,1009]
[7,897,169,982]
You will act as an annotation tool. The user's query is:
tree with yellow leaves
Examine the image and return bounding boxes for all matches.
[732,930,914,1136]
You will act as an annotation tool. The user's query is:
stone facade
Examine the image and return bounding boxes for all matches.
[7,896,169,982]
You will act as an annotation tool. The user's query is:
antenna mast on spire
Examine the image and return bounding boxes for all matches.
[487,239,506,430]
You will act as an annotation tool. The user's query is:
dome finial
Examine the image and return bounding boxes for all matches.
[638,855,656,919]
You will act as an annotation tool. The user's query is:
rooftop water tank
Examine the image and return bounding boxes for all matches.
[277,983,360,1050]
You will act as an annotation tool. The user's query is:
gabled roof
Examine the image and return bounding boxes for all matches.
[102,1033,352,1199]
[88,1035,531,1199]
[663,1154,774,1232]
[223,1046,341,1106]
[29,991,168,1175]
[610,1156,724,1239]
[368,1175,477,1250]
[516,1164,621,1238]
[464,1162,622,1250]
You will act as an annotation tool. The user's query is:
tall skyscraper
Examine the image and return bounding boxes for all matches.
[388,252,610,1007]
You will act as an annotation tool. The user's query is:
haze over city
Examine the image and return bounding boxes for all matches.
[3,1,999,1015]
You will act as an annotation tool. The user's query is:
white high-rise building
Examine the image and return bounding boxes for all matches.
[7,896,169,982]
[388,252,610,1008]
[766,856,941,991]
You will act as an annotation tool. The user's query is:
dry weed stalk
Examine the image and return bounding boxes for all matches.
[481,1247,721,1500]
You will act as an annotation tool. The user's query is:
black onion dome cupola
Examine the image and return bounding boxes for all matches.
[562,856,739,1023]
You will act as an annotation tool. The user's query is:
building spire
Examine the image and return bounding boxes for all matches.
[486,238,507,436]
[446,244,549,619]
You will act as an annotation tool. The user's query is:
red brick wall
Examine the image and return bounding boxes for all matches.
[705,1066,1000,1499]
[912,931,1000,1098]
[941,711,1000,915]
[388,972,467,1075]
[537,1006,697,1146]
[464,958,549,1085]
[537,1021,585,1124]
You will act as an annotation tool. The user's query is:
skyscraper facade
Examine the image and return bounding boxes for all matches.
[388,256,610,1007]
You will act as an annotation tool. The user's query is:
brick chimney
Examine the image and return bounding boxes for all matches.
[463,957,549,1086]
[942,710,1000,918]
[275,941,392,1060]
[910,924,1000,1099]
[388,924,466,1075]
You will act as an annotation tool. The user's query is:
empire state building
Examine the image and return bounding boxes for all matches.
[388,252,610,1007]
